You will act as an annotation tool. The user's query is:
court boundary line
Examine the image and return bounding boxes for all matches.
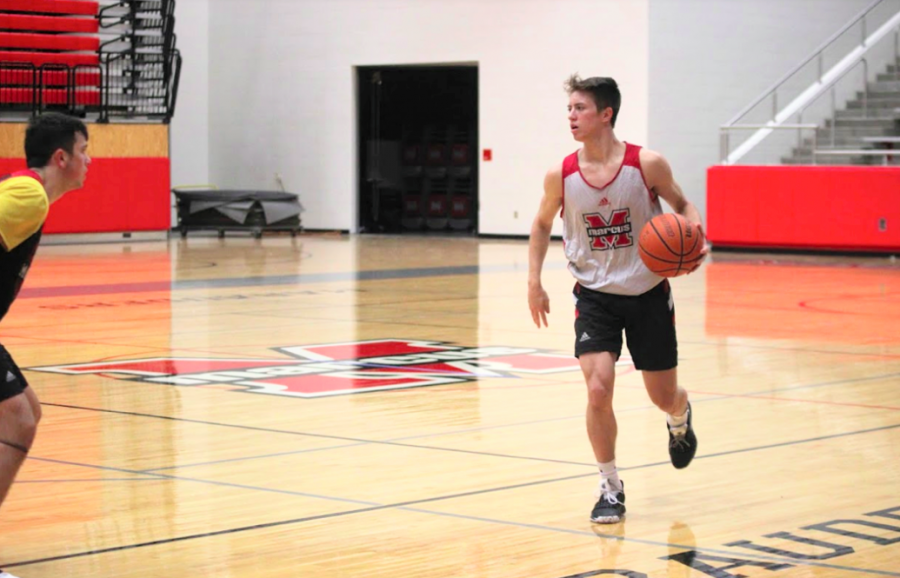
[6,427,900,577]
[4,422,898,573]
[36,370,900,473]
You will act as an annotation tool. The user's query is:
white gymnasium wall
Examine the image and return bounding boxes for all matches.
[648,0,879,221]
[170,0,210,212]
[173,1,882,233]
[203,0,649,235]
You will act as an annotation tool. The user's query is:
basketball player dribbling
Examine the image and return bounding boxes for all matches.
[0,113,90,578]
[527,75,708,523]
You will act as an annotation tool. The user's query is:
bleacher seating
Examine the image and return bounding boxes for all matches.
[0,14,99,33]
[0,0,180,122]
[0,51,99,67]
[0,69,100,87]
[400,124,476,232]
[0,87,100,106]
[0,1,99,16]
[0,32,99,51]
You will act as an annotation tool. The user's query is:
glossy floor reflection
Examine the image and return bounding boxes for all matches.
[1,234,898,577]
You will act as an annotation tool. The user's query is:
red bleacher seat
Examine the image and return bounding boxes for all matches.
[0,14,98,33]
[0,87,99,105]
[0,68,100,87]
[0,51,98,67]
[0,32,98,51]
[0,0,99,16]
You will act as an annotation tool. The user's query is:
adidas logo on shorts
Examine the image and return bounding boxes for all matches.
[580,332,591,343]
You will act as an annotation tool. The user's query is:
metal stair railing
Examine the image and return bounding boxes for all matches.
[720,0,900,164]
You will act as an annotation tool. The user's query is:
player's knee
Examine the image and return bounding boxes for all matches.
[0,394,38,447]
[586,380,614,411]
[647,386,678,414]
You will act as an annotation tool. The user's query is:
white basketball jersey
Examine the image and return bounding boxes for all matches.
[560,143,663,295]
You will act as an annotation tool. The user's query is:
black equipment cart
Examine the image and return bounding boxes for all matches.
[173,189,304,238]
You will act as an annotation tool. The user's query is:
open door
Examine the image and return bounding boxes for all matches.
[357,65,478,234]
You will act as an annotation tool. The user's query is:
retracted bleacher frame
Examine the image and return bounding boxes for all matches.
[0,0,181,237]
[0,0,181,122]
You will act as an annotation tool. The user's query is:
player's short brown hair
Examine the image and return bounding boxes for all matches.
[565,75,621,128]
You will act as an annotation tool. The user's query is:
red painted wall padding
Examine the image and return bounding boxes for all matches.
[0,14,99,33]
[0,157,170,233]
[707,165,900,251]
[0,0,99,16]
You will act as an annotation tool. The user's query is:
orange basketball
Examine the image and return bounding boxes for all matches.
[638,214,704,278]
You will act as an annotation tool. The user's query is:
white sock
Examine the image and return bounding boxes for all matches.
[598,460,622,492]
[667,404,689,434]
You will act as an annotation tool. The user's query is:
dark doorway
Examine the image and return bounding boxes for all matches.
[357,65,478,234]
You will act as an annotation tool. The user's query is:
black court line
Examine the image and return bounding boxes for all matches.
[6,422,900,571]
[143,399,662,473]
[17,261,569,300]
[686,372,900,409]
[41,402,597,469]
[203,304,900,359]
[181,294,483,321]
[9,424,900,576]
[11,499,900,578]
[15,478,161,484]
[620,422,900,470]
[1,505,388,569]
[748,371,900,396]
[41,368,900,474]
[399,509,900,578]
[8,451,900,578]
[678,338,900,360]
[27,455,383,506]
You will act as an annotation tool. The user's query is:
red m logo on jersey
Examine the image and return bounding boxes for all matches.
[583,209,633,250]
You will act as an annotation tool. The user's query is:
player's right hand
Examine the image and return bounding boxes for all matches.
[528,284,550,328]
[687,225,710,274]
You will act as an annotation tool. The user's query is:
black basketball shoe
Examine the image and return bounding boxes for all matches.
[590,480,626,524]
[668,401,697,469]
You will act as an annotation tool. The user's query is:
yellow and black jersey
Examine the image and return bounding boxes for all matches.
[0,170,48,322]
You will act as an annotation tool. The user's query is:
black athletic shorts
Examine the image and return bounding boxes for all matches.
[573,280,678,371]
[0,344,29,403]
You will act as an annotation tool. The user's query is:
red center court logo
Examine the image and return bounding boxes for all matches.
[583,209,633,250]
[28,339,586,399]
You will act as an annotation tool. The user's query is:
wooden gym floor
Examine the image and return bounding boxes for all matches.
[0,234,898,577]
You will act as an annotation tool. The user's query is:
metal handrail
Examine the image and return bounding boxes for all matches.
[721,124,819,129]
[721,3,900,165]
[797,58,869,148]
[725,0,884,127]
[811,148,900,165]
[812,149,898,153]
[720,124,819,163]
[722,59,876,162]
